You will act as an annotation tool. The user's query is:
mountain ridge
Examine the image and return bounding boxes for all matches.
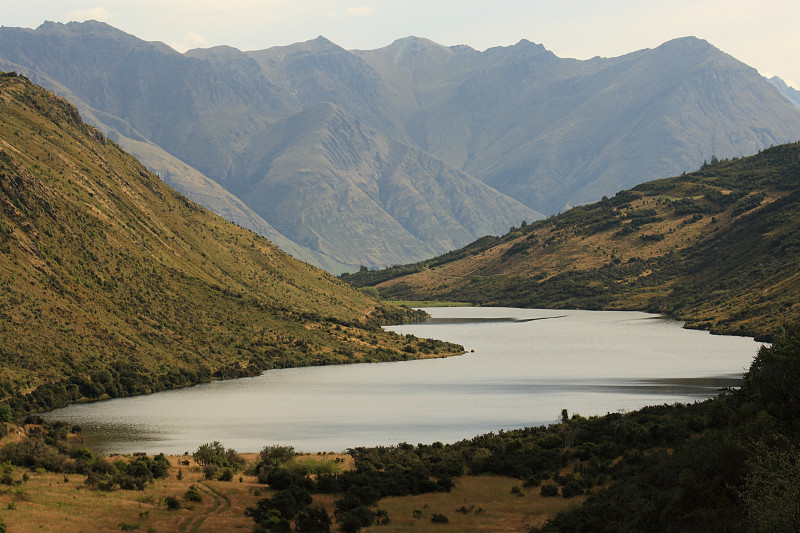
[236,101,540,266]
[2,21,799,270]
[768,75,800,108]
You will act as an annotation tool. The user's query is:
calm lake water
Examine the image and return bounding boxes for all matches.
[43,308,762,454]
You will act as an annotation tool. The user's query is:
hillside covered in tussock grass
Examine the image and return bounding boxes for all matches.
[346,143,800,340]
[0,73,461,415]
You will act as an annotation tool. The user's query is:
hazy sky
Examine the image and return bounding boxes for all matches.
[4,1,798,88]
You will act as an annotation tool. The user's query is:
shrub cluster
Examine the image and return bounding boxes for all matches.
[0,419,170,491]
[85,454,170,491]
[193,440,244,481]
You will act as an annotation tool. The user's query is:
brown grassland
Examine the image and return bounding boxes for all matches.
[0,444,584,533]
[359,475,586,533]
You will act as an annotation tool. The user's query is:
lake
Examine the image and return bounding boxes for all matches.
[42,307,762,455]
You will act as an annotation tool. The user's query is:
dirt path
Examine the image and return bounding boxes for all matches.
[180,482,232,533]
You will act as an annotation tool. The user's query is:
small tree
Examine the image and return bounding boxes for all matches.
[260,445,296,468]
[0,404,12,423]
[184,485,203,502]
[193,441,244,470]
[540,484,559,497]
[193,441,225,466]
[295,506,332,533]
[165,496,181,510]
[430,513,449,523]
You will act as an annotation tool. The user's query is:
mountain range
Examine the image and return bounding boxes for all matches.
[0,73,460,413]
[768,76,800,108]
[345,142,800,339]
[2,21,800,271]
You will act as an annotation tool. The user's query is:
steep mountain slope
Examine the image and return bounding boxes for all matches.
[0,23,354,271]
[2,22,800,270]
[359,37,800,211]
[235,102,539,266]
[103,130,354,273]
[767,75,800,108]
[0,22,535,270]
[245,36,410,142]
[0,74,461,414]
[349,143,800,339]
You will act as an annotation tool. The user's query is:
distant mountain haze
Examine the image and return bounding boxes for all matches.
[768,75,800,109]
[236,101,537,266]
[2,21,799,270]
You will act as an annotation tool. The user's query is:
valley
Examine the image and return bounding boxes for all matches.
[0,17,798,531]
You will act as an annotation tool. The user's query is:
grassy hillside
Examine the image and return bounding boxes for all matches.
[0,73,461,415]
[346,143,800,339]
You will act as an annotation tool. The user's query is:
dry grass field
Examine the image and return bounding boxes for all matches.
[0,453,262,532]
[361,475,585,533]
[0,450,580,532]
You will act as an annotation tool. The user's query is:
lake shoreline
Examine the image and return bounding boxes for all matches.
[42,307,761,455]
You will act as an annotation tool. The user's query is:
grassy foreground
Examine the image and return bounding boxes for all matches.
[0,445,581,533]
[0,453,262,532]
[359,475,586,532]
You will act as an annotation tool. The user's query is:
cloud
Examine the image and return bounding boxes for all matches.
[168,33,211,53]
[65,7,117,23]
[326,6,372,19]
[345,6,372,16]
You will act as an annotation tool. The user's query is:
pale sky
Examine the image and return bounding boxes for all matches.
[3,1,798,88]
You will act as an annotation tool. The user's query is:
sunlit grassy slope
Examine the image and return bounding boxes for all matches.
[0,73,461,414]
[346,143,800,339]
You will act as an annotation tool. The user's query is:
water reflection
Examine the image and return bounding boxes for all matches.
[43,308,761,454]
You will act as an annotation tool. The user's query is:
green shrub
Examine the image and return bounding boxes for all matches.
[193,441,244,469]
[430,513,449,524]
[561,480,584,498]
[203,464,219,480]
[295,506,332,533]
[184,485,203,502]
[540,484,559,497]
[0,404,12,423]
[165,496,181,510]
